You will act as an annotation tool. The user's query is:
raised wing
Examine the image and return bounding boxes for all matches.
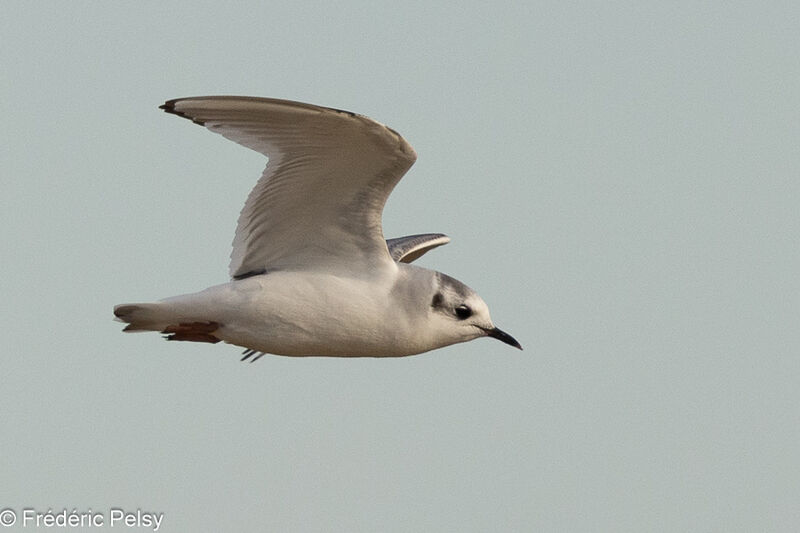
[160,96,417,278]
[386,233,450,263]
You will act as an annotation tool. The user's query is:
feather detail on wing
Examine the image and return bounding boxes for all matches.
[161,96,417,277]
[386,233,450,263]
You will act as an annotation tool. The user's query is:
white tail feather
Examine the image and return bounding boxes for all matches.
[114,303,171,332]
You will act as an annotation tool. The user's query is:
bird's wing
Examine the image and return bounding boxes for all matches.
[386,233,450,263]
[161,96,417,278]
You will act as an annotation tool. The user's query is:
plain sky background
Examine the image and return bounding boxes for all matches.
[2,2,799,532]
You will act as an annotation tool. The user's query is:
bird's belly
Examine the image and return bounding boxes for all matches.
[207,273,417,357]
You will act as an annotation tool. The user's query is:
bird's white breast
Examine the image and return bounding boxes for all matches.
[185,268,430,357]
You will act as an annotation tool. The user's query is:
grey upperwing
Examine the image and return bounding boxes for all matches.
[386,233,450,263]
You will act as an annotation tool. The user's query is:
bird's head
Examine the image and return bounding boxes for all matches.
[425,271,522,351]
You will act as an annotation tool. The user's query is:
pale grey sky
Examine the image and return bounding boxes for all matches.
[2,2,799,532]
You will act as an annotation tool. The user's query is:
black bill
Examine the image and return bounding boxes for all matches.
[485,327,522,350]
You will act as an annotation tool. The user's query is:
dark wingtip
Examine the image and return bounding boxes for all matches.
[159,98,206,125]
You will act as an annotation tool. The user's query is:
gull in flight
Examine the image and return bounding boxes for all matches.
[114,97,521,361]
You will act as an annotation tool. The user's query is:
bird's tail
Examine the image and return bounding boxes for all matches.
[113,302,171,332]
[114,302,222,344]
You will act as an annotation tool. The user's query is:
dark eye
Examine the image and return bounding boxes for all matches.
[455,304,472,320]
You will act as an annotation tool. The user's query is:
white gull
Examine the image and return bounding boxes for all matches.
[114,96,521,361]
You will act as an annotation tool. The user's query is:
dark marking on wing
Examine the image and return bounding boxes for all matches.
[233,268,268,280]
[160,100,207,126]
[324,105,357,117]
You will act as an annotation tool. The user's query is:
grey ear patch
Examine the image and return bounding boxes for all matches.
[431,292,444,308]
[387,233,450,263]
